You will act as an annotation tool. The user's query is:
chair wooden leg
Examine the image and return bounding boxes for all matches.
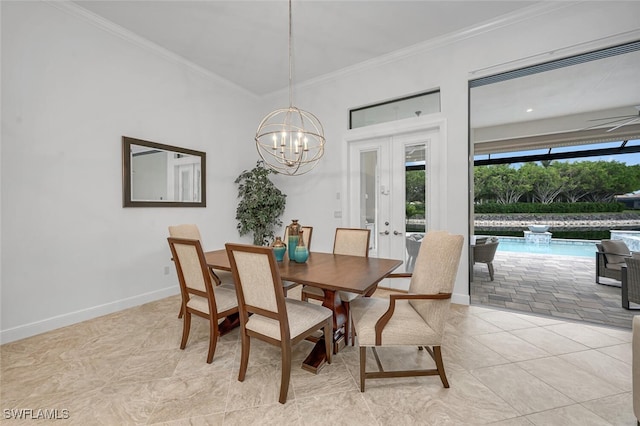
[180,310,191,350]
[238,333,250,382]
[432,345,449,388]
[344,301,351,346]
[206,316,219,364]
[324,320,332,365]
[279,343,292,404]
[359,346,367,392]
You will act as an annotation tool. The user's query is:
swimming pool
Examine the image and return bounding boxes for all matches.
[496,237,597,258]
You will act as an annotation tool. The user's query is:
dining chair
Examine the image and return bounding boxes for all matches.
[225,243,332,404]
[168,224,235,286]
[281,225,313,296]
[167,237,239,364]
[302,227,370,348]
[350,230,463,392]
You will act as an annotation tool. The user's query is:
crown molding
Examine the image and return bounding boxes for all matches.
[287,2,575,96]
[46,0,259,100]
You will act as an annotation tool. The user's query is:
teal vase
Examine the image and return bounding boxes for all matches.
[272,237,286,262]
[288,235,298,260]
[287,219,301,260]
[294,230,309,263]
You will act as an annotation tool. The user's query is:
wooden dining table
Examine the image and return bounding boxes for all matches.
[205,249,403,373]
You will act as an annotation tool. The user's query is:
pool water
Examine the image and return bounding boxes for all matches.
[496,237,597,258]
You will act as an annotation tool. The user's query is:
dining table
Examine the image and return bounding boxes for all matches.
[205,249,403,373]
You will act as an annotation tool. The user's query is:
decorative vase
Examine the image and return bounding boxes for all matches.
[272,236,287,262]
[288,219,301,260]
[294,230,309,263]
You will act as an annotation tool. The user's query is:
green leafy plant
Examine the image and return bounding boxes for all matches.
[235,161,287,246]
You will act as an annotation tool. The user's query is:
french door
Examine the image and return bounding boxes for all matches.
[347,128,439,290]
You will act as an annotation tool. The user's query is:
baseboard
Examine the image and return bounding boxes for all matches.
[0,286,180,344]
[451,293,470,306]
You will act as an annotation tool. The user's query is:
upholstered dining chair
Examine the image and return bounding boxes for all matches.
[169,224,234,318]
[281,225,313,296]
[225,243,332,404]
[167,237,239,364]
[302,227,370,348]
[350,230,463,392]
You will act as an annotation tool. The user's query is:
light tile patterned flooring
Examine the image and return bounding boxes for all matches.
[472,251,638,329]
[1,287,634,425]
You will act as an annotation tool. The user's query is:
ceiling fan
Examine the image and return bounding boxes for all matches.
[584,105,640,132]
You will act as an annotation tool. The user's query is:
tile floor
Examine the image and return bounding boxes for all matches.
[0,287,635,425]
[472,251,638,329]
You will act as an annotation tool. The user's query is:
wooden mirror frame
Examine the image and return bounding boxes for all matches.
[122,136,206,207]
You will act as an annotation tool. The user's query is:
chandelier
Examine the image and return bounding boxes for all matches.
[255,0,325,176]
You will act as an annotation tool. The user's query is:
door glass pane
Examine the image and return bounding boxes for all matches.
[360,151,377,252]
[405,144,426,272]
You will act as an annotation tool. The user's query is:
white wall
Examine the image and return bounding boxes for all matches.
[0,1,260,342]
[3,1,640,342]
[269,1,640,303]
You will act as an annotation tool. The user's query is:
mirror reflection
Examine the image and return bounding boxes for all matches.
[123,137,206,207]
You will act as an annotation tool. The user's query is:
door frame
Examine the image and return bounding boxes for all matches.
[341,115,448,257]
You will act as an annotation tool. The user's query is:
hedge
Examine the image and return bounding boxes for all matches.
[474,202,625,214]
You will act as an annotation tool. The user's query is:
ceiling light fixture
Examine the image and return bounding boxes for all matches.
[254,0,325,176]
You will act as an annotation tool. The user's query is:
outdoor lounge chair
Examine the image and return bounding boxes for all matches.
[596,239,632,286]
[621,256,640,310]
[473,238,499,281]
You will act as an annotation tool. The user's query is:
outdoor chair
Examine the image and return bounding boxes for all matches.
[596,239,632,286]
[350,230,463,392]
[472,237,499,281]
[167,237,239,364]
[621,256,640,310]
[634,315,640,425]
[225,243,332,404]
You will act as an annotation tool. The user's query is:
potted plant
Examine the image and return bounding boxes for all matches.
[235,161,287,245]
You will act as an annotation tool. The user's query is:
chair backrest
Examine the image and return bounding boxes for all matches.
[284,225,313,250]
[168,224,203,241]
[408,231,463,332]
[225,243,290,338]
[600,239,631,264]
[167,237,217,312]
[473,240,499,263]
[333,228,370,257]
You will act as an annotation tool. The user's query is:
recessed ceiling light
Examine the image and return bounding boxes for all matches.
[526,108,533,113]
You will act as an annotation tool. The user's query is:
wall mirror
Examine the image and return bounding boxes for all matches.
[122,136,206,207]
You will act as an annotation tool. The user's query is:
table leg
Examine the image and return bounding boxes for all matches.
[217,313,241,336]
[301,289,347,373]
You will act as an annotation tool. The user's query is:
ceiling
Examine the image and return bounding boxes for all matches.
[71,1,639,141]
[72,0,538,96]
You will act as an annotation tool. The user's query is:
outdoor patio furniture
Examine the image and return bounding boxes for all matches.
[621,256,640,310]
[473,238,499,281]
[633,316,640,425]
[595,239,632,286]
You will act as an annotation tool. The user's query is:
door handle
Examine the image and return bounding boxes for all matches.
[379,230,389,235]
[393,230,402,235]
